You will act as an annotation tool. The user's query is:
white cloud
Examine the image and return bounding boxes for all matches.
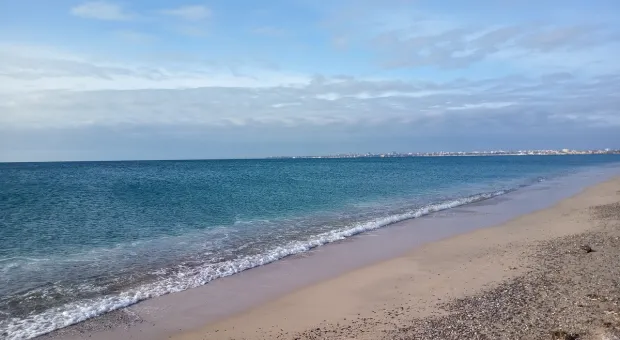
[0,45,308,93]
[272,102,301,108]
[446,102,515,110]
[160,5,211,21]
[70,1,132,21]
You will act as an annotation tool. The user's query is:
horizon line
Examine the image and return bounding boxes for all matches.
[1,148,619,164]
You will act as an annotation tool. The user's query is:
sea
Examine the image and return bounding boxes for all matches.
[2,155,620,339]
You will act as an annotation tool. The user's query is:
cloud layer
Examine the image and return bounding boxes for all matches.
[2,69,619,130]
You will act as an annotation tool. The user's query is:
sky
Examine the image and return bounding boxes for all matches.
[0,0,619,161]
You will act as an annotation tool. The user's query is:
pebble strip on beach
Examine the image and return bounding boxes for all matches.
[283,202,620,340]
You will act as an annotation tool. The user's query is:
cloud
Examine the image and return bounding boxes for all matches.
[517,25,608,52]
[0,45,307,92]
[321,2,620,74]
[251,26,290,38]
[160,5,211,21]
[6,45,616,134]
[70,1,132,21]
[371,23,620,71]
[2,68,619,131]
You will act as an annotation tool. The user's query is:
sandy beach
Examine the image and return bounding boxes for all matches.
[38,173,620,340]
[167,177,620,340]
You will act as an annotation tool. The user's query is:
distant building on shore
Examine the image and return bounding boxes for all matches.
[266,148,620,160]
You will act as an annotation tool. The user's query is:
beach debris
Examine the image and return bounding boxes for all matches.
[586,293,610,302]
[551,330,580,340]
[580,244,593,253]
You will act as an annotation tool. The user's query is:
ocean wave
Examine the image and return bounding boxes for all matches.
[0,190,508,340]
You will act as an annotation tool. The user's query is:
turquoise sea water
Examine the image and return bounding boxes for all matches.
[2,155,620,339]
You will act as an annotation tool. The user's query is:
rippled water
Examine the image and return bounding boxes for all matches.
[2,155,620,339]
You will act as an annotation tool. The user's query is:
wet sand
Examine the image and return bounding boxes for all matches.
[39,170,620,340]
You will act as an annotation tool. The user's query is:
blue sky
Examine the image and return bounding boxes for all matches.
[0,0,619,161]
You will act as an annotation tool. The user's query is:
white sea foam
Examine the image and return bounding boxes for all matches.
[0,190,507,340]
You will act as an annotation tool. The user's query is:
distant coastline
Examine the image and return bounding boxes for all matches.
[267,148,620,159]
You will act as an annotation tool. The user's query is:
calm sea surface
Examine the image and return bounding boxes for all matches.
[2,155,620,339]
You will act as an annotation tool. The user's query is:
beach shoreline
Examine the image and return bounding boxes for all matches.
[36,168,620,340]
[172,176,620,340]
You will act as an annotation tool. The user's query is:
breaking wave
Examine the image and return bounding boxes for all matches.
[2,190,509,340]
